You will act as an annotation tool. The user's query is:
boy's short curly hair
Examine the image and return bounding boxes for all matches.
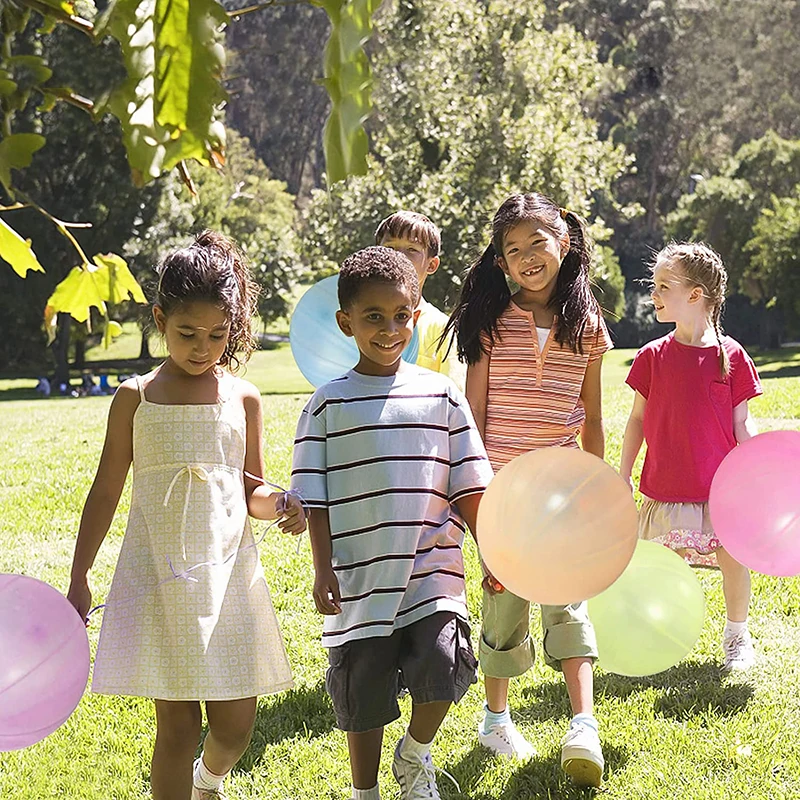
[338,246,421,310]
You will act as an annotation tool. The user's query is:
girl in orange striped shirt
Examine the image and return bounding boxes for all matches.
[443,192,612,787]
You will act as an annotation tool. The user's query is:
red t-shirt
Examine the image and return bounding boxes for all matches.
[626,332,762,503]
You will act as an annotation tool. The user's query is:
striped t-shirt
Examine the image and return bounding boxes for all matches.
[483,302,612,470]
[291,366,493,648]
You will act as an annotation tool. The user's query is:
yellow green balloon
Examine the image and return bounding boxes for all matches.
[588,540,705,677]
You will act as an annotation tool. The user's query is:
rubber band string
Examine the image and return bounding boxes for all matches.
[86,475,308,621]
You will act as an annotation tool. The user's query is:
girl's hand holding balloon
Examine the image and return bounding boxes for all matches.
[66,575,92,625]
[276,492,307,536]
[481,562,505,595]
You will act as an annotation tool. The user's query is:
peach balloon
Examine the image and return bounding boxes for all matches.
[477,448,638,605]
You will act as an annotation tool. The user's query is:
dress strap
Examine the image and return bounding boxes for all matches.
[216,370,234,404]
[135,374,146,403]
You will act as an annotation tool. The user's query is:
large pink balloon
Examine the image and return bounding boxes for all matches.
[709,430,800,576]
[477,448,639,605]
[0,574,90,751]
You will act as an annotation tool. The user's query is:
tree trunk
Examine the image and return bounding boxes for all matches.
[139,327,151,359]
[759,306,783,350]
[73,337,85,369]
[51,314,71,391]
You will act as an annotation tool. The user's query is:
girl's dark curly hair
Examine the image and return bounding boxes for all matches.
[156,230,260,372]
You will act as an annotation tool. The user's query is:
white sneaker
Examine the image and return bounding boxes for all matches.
[192,759,227,800]
[392,739,459,799]
[723,630,756,671]
[191,786,227,800]
[478,717,536,760]
[560,723,604,788]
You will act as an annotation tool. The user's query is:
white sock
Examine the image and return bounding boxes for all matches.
[193,755,226,791]
[481,703,511,733]
[724,619,748,638]
[570,713,599,732]
[352,784,380,800]
[399,732,431,761]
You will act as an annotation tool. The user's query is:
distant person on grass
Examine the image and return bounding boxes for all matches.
[291,247,493,800]
[620,242,762,672]
[67,230,306,800]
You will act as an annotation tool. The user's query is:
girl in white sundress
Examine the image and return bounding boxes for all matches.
[67,230,307,800]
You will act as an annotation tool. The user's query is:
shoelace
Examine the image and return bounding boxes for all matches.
[194,789,226,800]
[561,722,599,748]
[724,633,749,658]
[402,752,460,799]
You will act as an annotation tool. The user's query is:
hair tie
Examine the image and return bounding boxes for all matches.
[559,207,568,220]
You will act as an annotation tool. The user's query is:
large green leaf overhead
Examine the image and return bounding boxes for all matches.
[313,0,380,185]
[97,0,228,186]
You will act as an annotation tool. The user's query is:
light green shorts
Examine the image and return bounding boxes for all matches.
[479,586,598,677]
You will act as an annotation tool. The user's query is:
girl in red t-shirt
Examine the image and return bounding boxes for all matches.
[620,242,762,672]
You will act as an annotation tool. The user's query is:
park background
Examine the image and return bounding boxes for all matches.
[2,1,800,798]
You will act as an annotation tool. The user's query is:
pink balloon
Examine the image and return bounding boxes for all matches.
[709,430,800,576]
[0,574,90,751]
[477,448,639,605]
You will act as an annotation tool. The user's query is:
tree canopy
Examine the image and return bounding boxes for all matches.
[301,0,629,317]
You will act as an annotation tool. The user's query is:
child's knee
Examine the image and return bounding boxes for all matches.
[155,701,203,750]
[207,702,257,750]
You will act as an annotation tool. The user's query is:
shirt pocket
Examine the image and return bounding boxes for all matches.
[708,380,734,432]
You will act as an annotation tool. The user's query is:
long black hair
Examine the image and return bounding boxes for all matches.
[442,193,600,365]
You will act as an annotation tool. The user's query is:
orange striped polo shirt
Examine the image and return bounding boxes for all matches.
[483,301,612,470]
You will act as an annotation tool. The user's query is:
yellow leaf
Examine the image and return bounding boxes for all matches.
[45,265,107,323]
[0,217,46,277]
[92,253,147,304]
[103,319,124,348]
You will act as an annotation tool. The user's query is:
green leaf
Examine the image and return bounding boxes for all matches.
[312,0,380,184]
[91,252,147,304]
[45,263,107,324]
[103,319,123,348]
[44,252,146,327]
[5,55,53,88]
[99,0,228,185]
[0,133,46,194]
[0,217,46,277]
[0,5,31,36]
[0,70,17,97]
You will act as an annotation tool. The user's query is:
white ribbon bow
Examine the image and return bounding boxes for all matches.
[163,464,210,561]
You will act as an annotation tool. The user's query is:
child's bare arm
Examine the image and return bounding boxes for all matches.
[67,381,138,618]
[243,382,307,533]
[733,399,758,444]
[308,508,341,614]
[579,356,605,459]
[465,352,490,439]
[619,391,647,490]
[455,490,502,593]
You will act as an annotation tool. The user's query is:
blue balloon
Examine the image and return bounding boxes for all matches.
[290,275,419,388]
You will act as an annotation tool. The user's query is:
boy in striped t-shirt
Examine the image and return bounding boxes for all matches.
[291,247,493,800]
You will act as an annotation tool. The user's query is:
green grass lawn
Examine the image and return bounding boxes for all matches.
[1,349,799,799]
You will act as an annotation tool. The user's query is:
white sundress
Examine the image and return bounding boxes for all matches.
[92,373,294,701]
